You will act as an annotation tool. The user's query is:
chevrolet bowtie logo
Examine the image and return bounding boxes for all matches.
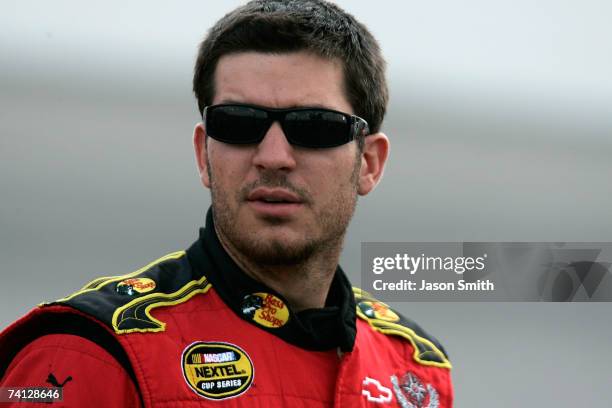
[362,376,392,404]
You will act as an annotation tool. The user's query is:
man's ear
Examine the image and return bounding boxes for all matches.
[358,132,390,196]
[193,122,211,189]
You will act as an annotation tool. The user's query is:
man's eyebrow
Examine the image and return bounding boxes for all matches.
[217,99,243,105]
[214,98,335,109]
[290,103,335,110]
[216,100,338,110]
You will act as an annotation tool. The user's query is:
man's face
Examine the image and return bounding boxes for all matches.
[196,51,362,266]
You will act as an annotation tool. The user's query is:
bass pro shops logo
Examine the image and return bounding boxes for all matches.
[181,342,254,400]
[357,300,400,322]
[116,278,156,296]
[241,292,290,328]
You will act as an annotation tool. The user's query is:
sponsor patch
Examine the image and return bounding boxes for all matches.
[358,300,400,322]
[390,372,439,408]
[116,278,156,296]
[182,342,254,400]
[241,293,289,328]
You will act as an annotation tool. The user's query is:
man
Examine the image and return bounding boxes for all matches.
[0,1,452,406]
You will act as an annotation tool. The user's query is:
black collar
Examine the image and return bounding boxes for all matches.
[186,208,356,352]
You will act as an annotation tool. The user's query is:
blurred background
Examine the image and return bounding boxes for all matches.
[1,0,611,406]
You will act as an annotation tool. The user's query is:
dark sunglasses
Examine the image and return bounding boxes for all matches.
[203,104,370,148]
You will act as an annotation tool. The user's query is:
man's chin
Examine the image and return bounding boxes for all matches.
[243,210,307,234]
[234,235,317,267]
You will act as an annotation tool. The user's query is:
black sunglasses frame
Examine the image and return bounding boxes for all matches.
[203,104,370,148]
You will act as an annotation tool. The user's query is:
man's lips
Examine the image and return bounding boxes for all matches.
[246,188,304,217]
[246,188,303,204]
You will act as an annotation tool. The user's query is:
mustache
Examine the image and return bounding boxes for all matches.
[239,172,312,205]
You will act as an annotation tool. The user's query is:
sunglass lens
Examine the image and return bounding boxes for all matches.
[207,106,269,144]
[283,110,351,148]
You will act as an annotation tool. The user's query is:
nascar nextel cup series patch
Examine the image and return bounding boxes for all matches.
[181,342,254,400]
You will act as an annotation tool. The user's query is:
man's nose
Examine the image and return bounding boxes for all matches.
[251,122,297,171]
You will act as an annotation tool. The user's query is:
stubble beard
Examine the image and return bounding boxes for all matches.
[208,157,361,269]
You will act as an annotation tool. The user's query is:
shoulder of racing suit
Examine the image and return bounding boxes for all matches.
[352,287,451,369]
[49,250,210,335]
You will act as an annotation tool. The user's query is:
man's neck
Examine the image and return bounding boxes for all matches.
[215,227,342,312]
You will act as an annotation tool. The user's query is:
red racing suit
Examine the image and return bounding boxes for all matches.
[0,210,453,407]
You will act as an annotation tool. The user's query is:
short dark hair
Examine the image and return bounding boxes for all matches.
[193,0,388,136]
